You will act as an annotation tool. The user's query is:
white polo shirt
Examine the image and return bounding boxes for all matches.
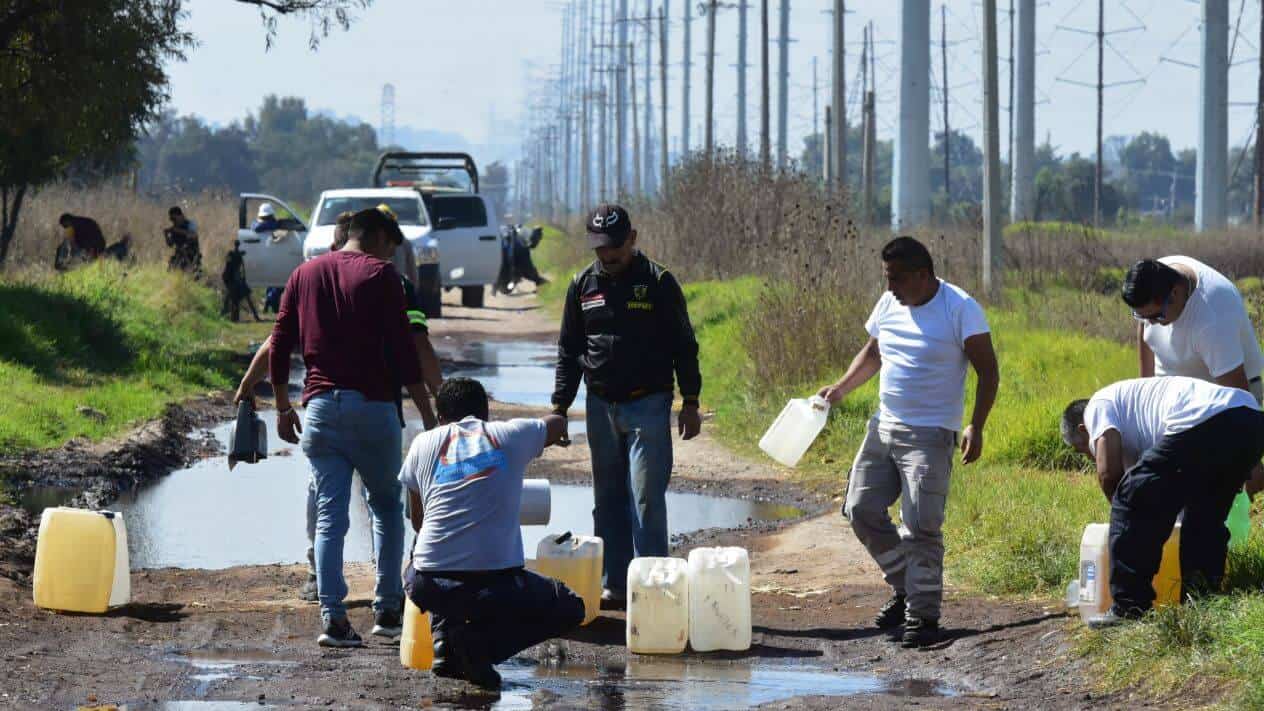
[866,280,990,432]
[1144,256,1263,382]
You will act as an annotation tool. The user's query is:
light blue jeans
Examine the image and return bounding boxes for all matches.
[301,390,404,619]
[586,391,674,592]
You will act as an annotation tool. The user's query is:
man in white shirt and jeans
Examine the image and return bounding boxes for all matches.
[1061,377,1264,626]
[399,377,582,690]
[1123,257,1264,401]
[818,237,999,648]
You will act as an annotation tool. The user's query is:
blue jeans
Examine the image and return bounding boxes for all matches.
[585,391,674,592]
[405,566,585,665]
[301,390,404,619]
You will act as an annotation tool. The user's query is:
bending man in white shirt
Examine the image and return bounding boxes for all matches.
[1123,257,1263,401]
[1061,377,1264,627]
[817,237,999,648]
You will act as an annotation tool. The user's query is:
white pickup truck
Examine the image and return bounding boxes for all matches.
[375,152,502,309]
[235,193,307,292]
[303,187,442,316]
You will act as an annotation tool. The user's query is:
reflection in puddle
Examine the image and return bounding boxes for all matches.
[114,412,800,570]
[446,341,585,408]
[469,658,955,710]
[14,484,81,516]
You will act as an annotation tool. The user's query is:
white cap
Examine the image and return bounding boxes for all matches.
[257,202,276,219]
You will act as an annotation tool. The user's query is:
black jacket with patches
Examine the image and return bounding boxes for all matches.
[552,253,701,410]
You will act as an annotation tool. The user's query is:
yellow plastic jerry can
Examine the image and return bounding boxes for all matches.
[33,508,130,613]
[399,597,434,670]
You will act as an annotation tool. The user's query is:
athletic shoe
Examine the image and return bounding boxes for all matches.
[317,616,364,648]
[600,588,626,610]
[1087,606,1142,630]
[874,593,907,629]
[900,616,940,648]
[371,607,403,638]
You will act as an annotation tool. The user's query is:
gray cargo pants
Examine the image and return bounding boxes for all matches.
[844,416,956,621]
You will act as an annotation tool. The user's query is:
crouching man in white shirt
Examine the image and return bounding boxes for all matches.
[817,237,999,648]
[1061,376,1264,627]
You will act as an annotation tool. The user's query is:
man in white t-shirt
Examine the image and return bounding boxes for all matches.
[817,237,999,648]
[1061,377,1264,626]
[1122,257,1264,401]
[399,377,581,690]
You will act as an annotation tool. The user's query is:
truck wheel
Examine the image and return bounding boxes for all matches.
[461,286,485,308]
[417,264,442,319]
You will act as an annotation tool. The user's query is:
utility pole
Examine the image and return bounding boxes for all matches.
[893,0,930,229]
[1011,0,1035,222]
[630,40,642,194]
[562,4,573,212]
[760,0,772,170]
[1257,0,1264,226]
[1008,0,1015,173]
[1196,0,1228,231]
[682,0,692,155]
[823,104,833,183]
[617,0,628,197]
[598,0,610,198]
[861,22,874,222]
[737,0,750,156]
[941,3,950,204]
[812,56,819,145]
[705,0,717,155]
[982,0,1002,296]
[776,0,790,168]
[660,4,669,192]
[831,0,846,191]
[1094,0,1103,228]
[643,0,654,193]
[580,0,592,209]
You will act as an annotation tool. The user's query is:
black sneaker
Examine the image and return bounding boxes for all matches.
[900,616,940,648]
[874,593,907,629]
[371,607,403,638]
[299,574,318,603]
[430,638,502,691]
[317,616,364,648]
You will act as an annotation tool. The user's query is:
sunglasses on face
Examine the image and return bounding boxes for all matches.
[1132,290,1173,324]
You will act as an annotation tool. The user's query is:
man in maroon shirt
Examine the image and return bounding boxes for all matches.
[270,208,429,648]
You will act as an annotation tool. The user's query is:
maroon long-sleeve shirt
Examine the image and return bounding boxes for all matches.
[270,251,422,405]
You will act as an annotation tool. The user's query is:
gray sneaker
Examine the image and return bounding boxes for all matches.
[317,615,364,648]
[371,607,403,638]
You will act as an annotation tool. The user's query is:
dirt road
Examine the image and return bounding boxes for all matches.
[0,288,1144,710]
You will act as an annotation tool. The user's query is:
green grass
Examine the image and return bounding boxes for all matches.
[535,234,1264,706]
[0,262,266,455]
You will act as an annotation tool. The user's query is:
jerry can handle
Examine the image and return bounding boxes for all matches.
[553,531,573,545]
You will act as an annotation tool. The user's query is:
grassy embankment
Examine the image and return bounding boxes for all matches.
[535,223,1264,708]
[0,262,268,459]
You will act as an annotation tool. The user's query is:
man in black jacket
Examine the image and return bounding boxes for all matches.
[551,204,702,604]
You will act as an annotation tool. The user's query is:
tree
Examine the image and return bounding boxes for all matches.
[233,0,372,48]
[0,0,192,265]
[1118,132,1176,213]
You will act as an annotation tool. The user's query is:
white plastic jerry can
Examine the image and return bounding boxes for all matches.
[533,532,604,625]
[687,547,752,652]
[626,557,690,654]
[1077,522,1183,623]
[33,508,130,613]
[758,396,831,468]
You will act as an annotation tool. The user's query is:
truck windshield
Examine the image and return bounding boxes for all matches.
[315,197,427,227]
[428,196,488,228]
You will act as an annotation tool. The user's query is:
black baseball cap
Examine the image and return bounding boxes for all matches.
[586,203,632,248]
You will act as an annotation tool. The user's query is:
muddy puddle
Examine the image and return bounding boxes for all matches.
[104,410,797,570]
[444,340,585,410]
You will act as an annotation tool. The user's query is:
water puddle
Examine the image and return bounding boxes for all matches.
[446,340,585,408]
[14,484,81,516]
[463,658,955,710]
[112,411,799,570]
[158,703,277,710]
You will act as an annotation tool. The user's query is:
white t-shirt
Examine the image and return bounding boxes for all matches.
[1144,256,1263,382]
[865,280,991,431]
[1084,376,1260,460]
[398,417,547,572]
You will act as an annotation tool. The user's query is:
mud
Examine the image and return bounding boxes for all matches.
[0,288,1176,709]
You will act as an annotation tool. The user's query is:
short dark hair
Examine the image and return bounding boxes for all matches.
[881,236,935,277]
[168,206,183,217]
[436,377,489,422]
[349,208,402,248]
[1060,399,1089,447]
[58,213,72,226]
[1122,259,1183,308]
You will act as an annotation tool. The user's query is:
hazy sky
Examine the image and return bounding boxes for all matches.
[167,0,1263,161]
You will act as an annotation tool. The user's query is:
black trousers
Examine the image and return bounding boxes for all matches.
[1109,406,1264,613]
[404,565,585,665]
